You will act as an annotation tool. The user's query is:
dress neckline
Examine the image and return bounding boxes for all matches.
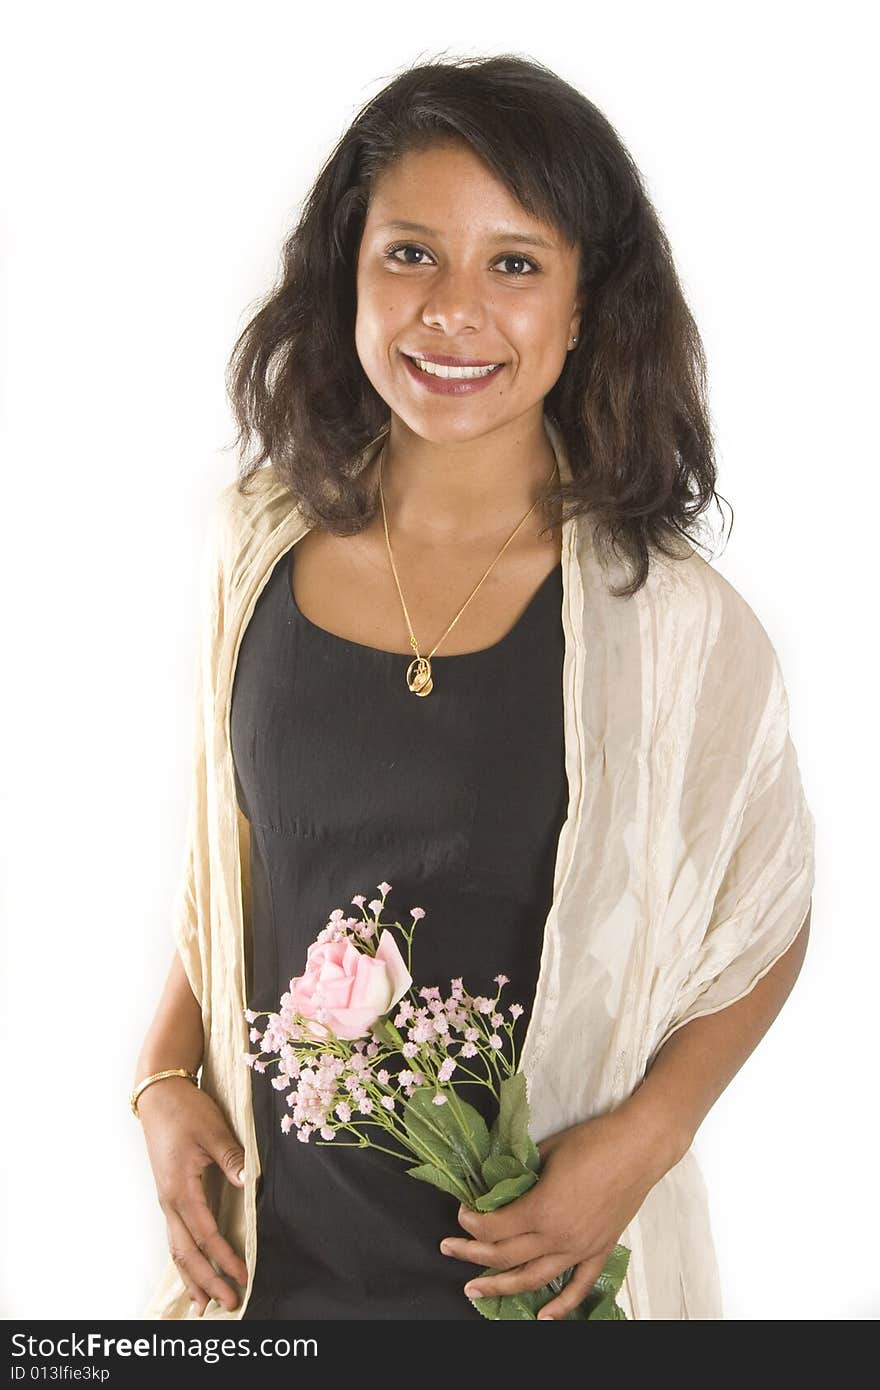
[285,547,561,661]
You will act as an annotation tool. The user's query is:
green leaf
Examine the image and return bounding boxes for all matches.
[406,1162,469,1203]
[480,1150,533,1190]
[591,1243,630,1300]
[489,1073,541,1173]
[402,1086,490,1187]
[467,1252,630,1321]
[589,1297,628,1320]
[473,1170,538,1211]
[468,1270,545,1320]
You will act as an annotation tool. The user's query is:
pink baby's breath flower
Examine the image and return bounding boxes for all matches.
[377,881,392,896]
[431,1093,447,1106]
[368,899,383,915]
[460,1041,478,1058]
[409,1020,436,1044]
[297,1125,314,1143]
[402,1041,419,1059]
[476,997,494,1014]
[280,1115,293,1134]
[410,906,425,921]
[490,1013,504,1027]
[438,1058,457,1082]
[357,1097,374,1115]
[243,1052,256,1068]
[272,1075,289,1090]
[335,1101,352,1122]
[494,974,509,987]
[381,1095,395,1111]
[377,1069,390,1085]
[351,894,367,907]
[244,1008,258,1023]
[320,1126,336,1140]
[509,1003,524,1018]
[489,1035,503,1050]
[253,1059,267,1073]
[465,1028,480,1042]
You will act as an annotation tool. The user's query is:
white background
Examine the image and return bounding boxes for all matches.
[1,0,877,1321]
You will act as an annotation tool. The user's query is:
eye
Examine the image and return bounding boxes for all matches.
[385,243,435,266]
[383,244,540,276]
[495,254,539,276]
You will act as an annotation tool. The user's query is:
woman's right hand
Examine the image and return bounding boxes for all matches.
[137,1076,250,1315]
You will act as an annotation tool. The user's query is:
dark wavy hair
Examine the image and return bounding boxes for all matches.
[225,52,729,597]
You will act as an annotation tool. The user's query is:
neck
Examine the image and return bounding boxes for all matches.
[372,408,558,547]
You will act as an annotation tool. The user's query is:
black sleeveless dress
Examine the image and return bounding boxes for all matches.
[230,540,568,1320]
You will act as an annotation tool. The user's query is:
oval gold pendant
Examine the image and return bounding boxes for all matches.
[406,656,433,696]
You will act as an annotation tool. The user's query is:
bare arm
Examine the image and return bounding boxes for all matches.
[134,948,204,1093]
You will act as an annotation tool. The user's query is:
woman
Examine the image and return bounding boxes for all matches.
[133,54,815,1321]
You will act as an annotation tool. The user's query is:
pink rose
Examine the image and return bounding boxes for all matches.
[289,930,412,1041]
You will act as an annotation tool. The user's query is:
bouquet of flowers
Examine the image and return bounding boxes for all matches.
[243,881,630,1320]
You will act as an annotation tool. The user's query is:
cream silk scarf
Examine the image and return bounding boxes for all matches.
[143,414,815,1320]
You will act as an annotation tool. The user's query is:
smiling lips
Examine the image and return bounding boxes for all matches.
[401,350,506,395]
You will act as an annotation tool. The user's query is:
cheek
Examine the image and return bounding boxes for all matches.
[502,297,568,362]
[355,286,409,374]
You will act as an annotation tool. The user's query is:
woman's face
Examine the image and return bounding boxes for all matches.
[355,139,583,445]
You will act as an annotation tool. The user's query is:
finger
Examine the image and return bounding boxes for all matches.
[164,1209,218,1316]
[202,1127,246,1190]
[463,1252,572,1302]
[457,1199,539,1244]
[536,1255,609,1320]
[440,1230,546,1271]
[175,1175,249,1288]
[165,1206,241,1313]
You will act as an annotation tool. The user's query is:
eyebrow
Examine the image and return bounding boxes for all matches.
[375,219,558,252]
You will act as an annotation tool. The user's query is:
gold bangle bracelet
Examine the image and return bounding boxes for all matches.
[130,1068,199,1118]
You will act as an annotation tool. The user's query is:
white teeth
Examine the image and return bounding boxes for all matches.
[410,357,500,379]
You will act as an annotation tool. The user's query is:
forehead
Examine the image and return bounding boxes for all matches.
[365,140,560,244]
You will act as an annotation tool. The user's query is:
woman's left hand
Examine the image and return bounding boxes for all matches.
[438,1099,679,1319]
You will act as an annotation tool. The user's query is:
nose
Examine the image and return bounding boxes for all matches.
[420,265,488,336]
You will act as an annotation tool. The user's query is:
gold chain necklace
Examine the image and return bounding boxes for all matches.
[378,442,559,697]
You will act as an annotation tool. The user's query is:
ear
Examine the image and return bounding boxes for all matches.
[567,296,584,349]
